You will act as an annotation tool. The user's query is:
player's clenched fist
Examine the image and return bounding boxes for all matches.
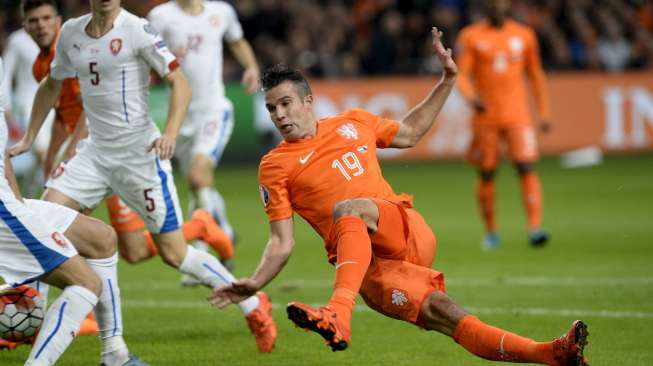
[149,134,176,160]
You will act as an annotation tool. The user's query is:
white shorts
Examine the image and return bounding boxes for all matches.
[0,196,78,287]
[175,100,234,176]
[46,139,183,234]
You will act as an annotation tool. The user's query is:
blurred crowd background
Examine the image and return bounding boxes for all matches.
[1,0,653,80]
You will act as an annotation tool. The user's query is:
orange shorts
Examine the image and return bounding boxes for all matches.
[358,199,445,327]
[467,124,538,170]
[106,194,146,232]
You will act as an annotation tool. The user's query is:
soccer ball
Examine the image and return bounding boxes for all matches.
[0,285,45,343]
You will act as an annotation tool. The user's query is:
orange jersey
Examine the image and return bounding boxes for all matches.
[456,20,551,126]
[32,40,82,134]
[258,109,411,245]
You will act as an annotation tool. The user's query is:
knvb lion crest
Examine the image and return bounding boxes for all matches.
[110,38,122,55]
[391,289,407,306]
[337,123,358,140]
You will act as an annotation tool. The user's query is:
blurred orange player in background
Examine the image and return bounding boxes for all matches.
[456,0,551,249]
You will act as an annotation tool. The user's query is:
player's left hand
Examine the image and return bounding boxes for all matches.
[209,278,259,308]
[241,67,260,94]
[431,26,457,78]
[539,120,552,133]
[149,135,176,160]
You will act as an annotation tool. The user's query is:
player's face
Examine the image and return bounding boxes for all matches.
[90,0,121,15]
[488,0,511,22]
[265,81,315,142]
[23,5,61,49]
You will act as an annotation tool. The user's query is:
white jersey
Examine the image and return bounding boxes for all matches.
[0,57,5,114]
[51,9,178,149]
[148,1,243,114]
[1,29,39,113]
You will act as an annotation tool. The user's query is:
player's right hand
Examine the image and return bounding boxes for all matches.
[8,138,33,157]
[209,278,259,308]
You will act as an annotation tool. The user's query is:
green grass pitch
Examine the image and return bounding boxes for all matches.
[3,155,653,365]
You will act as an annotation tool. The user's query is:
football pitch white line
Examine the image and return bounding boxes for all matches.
[121,276,653,291]
[121,300,653,319]
[277,277,653,287]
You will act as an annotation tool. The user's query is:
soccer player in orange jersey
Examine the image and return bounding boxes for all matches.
[456,0,551,248]
[211,28,589,365]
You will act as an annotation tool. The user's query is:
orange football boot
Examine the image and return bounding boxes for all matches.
[286,302,350,351]
[0,338,18,350]
[78,313,99,336]
[552,320,589,366]
[190,209,234,260]
[245,292,277,353]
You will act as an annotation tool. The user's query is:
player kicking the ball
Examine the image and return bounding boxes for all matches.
[211,28,589,365]
[10,0,276,354]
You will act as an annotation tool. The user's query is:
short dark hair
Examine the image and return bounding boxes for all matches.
[21,0,58,17]
[260,64,312,98]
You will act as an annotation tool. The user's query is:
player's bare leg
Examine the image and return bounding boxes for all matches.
[287,198,380,350]
[24,255,101,366]
[477,169,499,249]
[191,155,235,239]
[105,195,233,265]
[40,188,141,365]
[417,291,588,365]
[153,229,275,352]
[181,154,236,284]
[515,162,549,246]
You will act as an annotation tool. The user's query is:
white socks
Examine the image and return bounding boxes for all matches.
[86,254,129,365]
[197,187,235,241]
[179,246,259,314]
[25,285,98,366]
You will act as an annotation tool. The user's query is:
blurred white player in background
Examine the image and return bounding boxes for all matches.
[2,28,55,195]
[147,0,260,280]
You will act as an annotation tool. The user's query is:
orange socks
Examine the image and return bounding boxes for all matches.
[327,216,372,329]
[477,179,496,233]
[182,219,203,242]
[520,172,543,230]
[183,211,234,260]
[454,315,555,365]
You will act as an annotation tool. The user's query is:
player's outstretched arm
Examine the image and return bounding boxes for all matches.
[8,76,63,157]
[149,68,190,160]
[391,27,458,148]
[210,218,295,307]
[525,32,552,133]
[228,38,260,94]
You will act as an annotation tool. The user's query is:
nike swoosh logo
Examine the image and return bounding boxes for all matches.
[299,151,315,164]
[335,261,357,269]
